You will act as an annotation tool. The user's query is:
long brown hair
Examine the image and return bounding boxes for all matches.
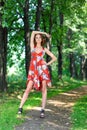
[34,33,49,47]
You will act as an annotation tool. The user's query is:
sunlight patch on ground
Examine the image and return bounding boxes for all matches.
[17,95,22,100]
[31,106,53,112]
[61,92,77,96]
[25,106,32,109]
[64,103,74,108]
[31,106,41,111]
[47,99,75,108]
[48,100,66,106]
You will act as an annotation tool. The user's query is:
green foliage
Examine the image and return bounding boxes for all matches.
[2,0,87,89]
[71,95,87,130]
[7,68,26,93]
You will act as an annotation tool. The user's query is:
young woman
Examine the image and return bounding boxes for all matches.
[18,31,57,118]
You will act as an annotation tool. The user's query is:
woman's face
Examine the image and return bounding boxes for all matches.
[35,34,42,44]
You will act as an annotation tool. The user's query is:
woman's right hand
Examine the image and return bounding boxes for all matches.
[46,34,51,38]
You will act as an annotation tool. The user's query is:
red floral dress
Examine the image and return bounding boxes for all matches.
[27,47,51,91]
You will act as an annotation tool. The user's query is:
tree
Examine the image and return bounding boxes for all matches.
[23,0,31,76]
[46,0,54,79]
[66,28,77,78]
[35,0,42,30]
[0,0,7,91]
[1,0,87,92]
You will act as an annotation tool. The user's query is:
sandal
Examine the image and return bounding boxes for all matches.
[40,109,45,118]
[18,108,23,114]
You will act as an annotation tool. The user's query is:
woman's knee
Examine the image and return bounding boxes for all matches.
[25,80,33,94]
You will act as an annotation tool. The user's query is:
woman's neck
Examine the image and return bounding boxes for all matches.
[36,45,42,48]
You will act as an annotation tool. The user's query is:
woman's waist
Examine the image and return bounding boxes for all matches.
[30,59,47,67]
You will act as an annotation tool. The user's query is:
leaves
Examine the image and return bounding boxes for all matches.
[1,0,87,78]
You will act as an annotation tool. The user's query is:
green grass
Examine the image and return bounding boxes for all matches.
[0,99,23,130]
[0,76,87,130]
[71,95,87,130]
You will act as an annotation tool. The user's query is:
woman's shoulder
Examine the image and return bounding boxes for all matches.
[31,45,36,51]
[44,47,53,55]
[44,47,49,52]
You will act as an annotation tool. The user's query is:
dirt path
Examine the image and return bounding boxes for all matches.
[15,86,87,130]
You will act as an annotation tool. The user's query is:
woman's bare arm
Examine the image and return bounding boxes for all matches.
[32,31,50,38]
[44,48,57,65]
[30,31,50,50]
[30,31,35,50]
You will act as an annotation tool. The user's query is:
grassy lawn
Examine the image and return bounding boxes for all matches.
[71,95,87,130]
[0,76,87,130]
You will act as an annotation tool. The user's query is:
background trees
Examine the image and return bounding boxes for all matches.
[0,0,87,91]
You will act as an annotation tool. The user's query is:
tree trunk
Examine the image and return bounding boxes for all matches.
[41,11,47,32]
[57,43,62,78]
[35,0,42,30]
[57,11,64,79]
[85,59,87,80]
[67,28,77,78]
[80,55,86,80]
[23,0,31,76]
[3,27,8,90]
[0,1,7,91]
[69,53,75,78]
[46,0,54,79]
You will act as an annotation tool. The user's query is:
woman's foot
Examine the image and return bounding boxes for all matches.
[18,108,23,114]
[40,109,45,118]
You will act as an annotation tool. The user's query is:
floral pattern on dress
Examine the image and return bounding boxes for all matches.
[27,48,51,91]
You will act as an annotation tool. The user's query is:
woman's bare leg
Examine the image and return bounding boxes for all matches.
[19,80,33,108]
[41,80,47,110]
